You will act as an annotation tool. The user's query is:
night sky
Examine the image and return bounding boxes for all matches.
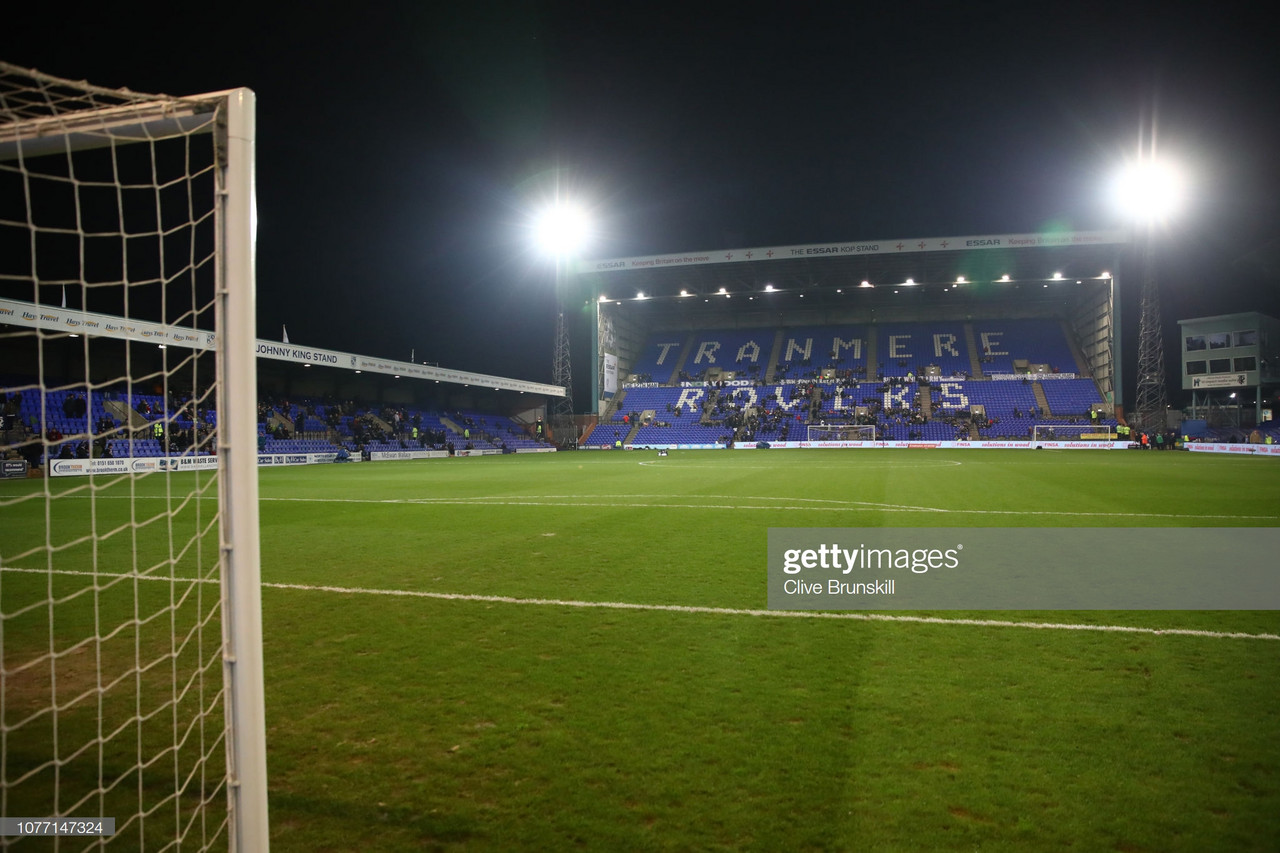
[5,1,1277,391]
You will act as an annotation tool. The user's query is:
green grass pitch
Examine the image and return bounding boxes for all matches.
[3,449,1278,851]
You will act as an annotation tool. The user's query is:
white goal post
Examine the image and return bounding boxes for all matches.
[805,423,877,442]
[0,63,267,850]
[1031,423,1116,444]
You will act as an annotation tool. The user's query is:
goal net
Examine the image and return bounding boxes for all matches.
[805,423,877,442]
[1031,423,1116,444]
[0,63,267,849]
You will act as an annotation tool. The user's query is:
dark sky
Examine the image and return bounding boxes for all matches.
[5,1,1278,388]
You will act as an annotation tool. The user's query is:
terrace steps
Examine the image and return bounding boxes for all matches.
[1031,381,1051,417]
[963,323,983,377]
[866,325,878,380]
[667,333,696,384]
[105,399,144,428]
[764,329,785,383]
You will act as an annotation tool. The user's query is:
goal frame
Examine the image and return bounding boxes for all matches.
[0,65,267,851]
[1031,423,1117,444]
[805,423,878,442]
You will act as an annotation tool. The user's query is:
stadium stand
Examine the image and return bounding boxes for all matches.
[677,328,774,382]
[876,321,971,378]
[971,318,1080,376]
[1,313,1130,462]
[774,325,870,381]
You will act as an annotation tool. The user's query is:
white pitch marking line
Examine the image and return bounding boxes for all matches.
[48,492,1278,521]
[638,459,965,470]
[5,567,1277,642]
[256,495,1278,521]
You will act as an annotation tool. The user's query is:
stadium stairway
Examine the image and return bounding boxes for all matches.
[667,333,696,384]
[602,389,626,422]
[764,329,785,383]
[104,399,146,428]
[624,421,643,445]
[701,388,719,425]
[1032,381,1051,416]
[963,324,983,377]
[866,326,879,381]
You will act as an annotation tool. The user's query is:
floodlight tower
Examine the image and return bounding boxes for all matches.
[1114,152,1185,437]
[534,202,590,445]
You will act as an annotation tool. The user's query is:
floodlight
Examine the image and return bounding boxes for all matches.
[956,276,966,284]
[636,292,646,300]
[905,277,915,285]
[859,280,872,288]
[1112,158,1185,223]
[1052,272,1063,280]
[764,284,775,292]
[598,294,609,302]
[533,202,591,257]
[718,287,727,294]
[1000,274,1011,282]
[680,289,690,297]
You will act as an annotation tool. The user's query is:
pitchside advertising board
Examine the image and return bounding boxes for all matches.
[49,453,356,476]
[1,459,28,478]
[46,448,553,475]
[768,528,1280,610]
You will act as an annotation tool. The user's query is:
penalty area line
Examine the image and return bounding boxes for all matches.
[4,567,1277,641]
[262,582,1278,641]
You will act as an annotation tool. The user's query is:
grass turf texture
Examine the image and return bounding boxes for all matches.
[2,449,1278,851]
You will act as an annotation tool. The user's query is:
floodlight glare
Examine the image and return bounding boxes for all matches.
[533,203,591,257]
[1113,159,1185,223]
